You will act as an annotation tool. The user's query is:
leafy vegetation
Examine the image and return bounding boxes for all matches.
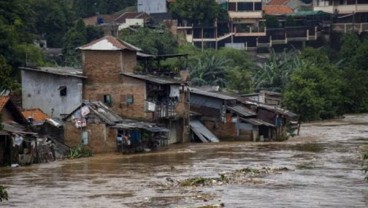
[119,27,178,55]
[68,144,92,159]
[169,0,228,26]
[0,186,8,202]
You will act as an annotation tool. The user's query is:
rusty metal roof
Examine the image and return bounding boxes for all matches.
[122,73,182,85]
[20,67,86,79]
[0,96,10,111]
[22,108,49,123]
[78,35,141,51]
[227,105,256,117]
[190,88,236,100]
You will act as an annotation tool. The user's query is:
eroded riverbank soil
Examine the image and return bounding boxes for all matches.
[1,114,368,207]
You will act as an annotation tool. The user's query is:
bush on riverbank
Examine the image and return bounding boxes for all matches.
[0,186,8,202]
[68,144,92,159]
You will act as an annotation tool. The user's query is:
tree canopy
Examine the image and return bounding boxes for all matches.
[119,27,178,55]
[169,0,228,26]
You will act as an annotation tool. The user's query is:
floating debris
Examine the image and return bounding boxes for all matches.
[160,167,290,188]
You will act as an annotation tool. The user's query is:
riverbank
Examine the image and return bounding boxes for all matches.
[0,114,367,207]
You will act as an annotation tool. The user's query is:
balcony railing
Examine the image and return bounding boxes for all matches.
[332,23,368,33]
[154,104,176,119]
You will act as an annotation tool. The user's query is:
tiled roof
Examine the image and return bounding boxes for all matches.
[78,35,141,51]
[22,108,49,122]
[268,0,289,5]
[0,96,10,111]
[263,5,293,15]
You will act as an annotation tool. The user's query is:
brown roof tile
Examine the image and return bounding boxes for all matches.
[22,108,49,122]
[263,5,293,15]
[268,0,289,5]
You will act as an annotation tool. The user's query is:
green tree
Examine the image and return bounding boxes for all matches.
[339,32,360,66]
[119,27,178,55]
[73,0,137,18]
[226,66,253,94]
[253,49,301,92]
[0,56,20,93]
[86,25,104,42]
[62,19,87,67]
[338,34,368,113]
[169,0,227,26]
[31,0,75,47]
[265,15,279,28]
[283,48,344,120]
[190,54,228,88]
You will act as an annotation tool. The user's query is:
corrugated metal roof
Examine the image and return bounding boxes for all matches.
[190,120,219,143]
[20,67,86,79]
[63,101,123,125]
[242,118,275,127]
[239,99,298,118]
[122,73,182,84]
[227,105,256,117]
[1,122,37,135]
[22,108,49,122]
[113,119,169,132]
[78,35,141,51]
[190,88,236,100]
[86,102,123,125]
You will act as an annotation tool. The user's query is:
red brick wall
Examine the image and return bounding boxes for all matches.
[64,122,117,154]
[120,76,149,119]
[203,120,237,139]
[83,51,124,84]
[122,51,137,73]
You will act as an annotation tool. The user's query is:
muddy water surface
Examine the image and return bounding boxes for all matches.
[1,114,368,207]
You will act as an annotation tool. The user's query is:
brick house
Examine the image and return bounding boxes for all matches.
[63,101,123,153]
[79,36,189,144]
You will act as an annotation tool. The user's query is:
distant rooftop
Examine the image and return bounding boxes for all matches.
[78,35,141,51]
[122,72,182,85]
[190,88,236,100]
[20,67,86,79]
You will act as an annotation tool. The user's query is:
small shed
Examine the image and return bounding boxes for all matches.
[0,96,37,166]
[63,101,123,154]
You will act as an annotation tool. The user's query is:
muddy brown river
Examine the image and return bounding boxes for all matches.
[1,114,368,207]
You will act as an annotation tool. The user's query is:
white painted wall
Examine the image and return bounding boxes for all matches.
[137,0,167,14]
[21,70,83,118]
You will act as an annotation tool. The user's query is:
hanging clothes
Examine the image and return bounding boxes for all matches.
[169,85,180,98]
[81,106,90,117]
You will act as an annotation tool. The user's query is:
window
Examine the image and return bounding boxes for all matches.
[82,131,89,145]
[103,94,112,106]
[254,2,262,11]
[120,94,134,106]
[228,2,236,11]
[238,2,253,11]
[59,86,67,96]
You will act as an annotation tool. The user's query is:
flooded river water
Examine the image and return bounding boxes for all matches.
[1,114,368,207]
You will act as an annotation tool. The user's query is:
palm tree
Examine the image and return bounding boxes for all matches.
[190,54,229,88]
[253,49,301,92]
